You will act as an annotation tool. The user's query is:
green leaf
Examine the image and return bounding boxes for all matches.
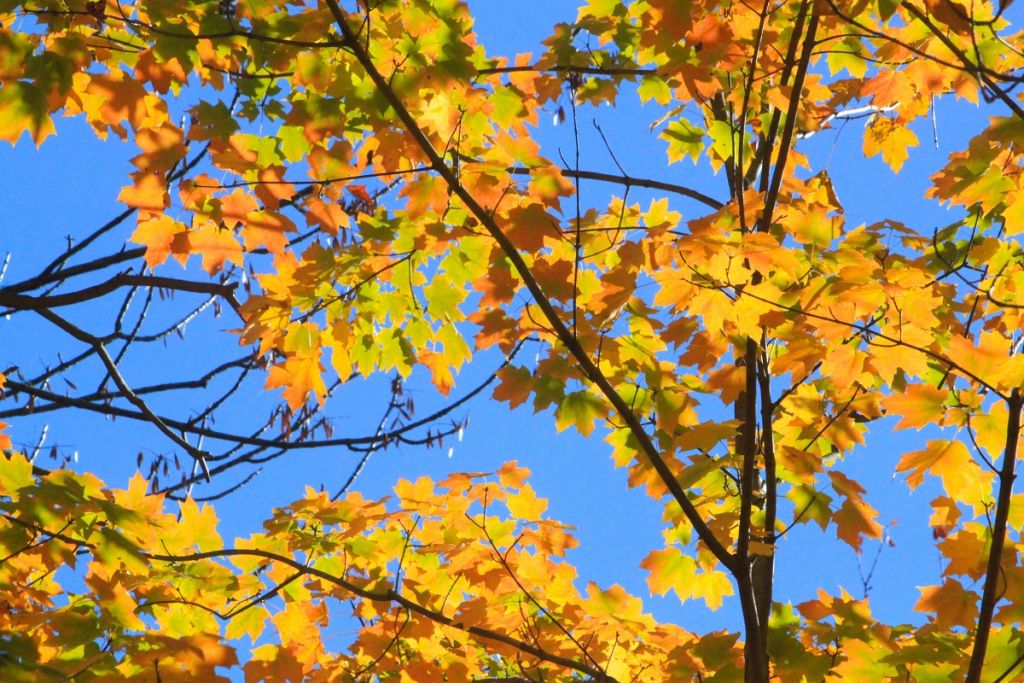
[642,546,696,598]
[707,119,736,162]
[0,82,54,146]
[638,76,672,105]
[660,118,704,164]
[277,125,310,163]
[878,0,902,20]
[555,391,605,436]
[786,485,832,531]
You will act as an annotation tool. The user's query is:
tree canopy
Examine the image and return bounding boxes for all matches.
[2,0,1024,680]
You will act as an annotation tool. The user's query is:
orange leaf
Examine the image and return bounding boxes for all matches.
[265,353,327,409]
[347,183,373,204]
[304,196,350,235]
[504,204,554,252]
[254,166,296,209]
[189,222,244,274]
[220,189,259,229]
[243,209,296,254]
[0,421,11,451]
[915,579,978,628]
[496,461,531,489]
[829,471,882,551]
[130,215,189,268]
[118,174,169,215]
[419,349,455,396]
[863,117,918,173]
[882,384,949,430]
[896,439,991,499]
[946,331,1024,392]
[493,366,533,409]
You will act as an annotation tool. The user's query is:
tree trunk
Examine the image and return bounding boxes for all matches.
[966,391,1022,682]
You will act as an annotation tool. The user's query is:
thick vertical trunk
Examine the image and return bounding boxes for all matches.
[737,339,771,683]
[966,391,1022,682]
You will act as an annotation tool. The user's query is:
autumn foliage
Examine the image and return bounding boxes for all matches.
[2,0,1024,680]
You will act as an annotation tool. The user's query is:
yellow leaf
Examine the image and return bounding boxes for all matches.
[506,484,547,519]
[896,439,991,500]
[583,582,650,625]
[946,331,1024,393]
[226,605,269,642]
[642,546,696,598]
[691,567,734,611]
[554,391,606,437]
[863,117,918,172]
[882,384,949,430]
[0,450,34,495]
[178,497,222,552]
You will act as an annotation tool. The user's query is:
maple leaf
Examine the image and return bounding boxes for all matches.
[347,184,374,205]
[0,450,33,494]
[863,116,919,173]
[118,174,169,215]
[883,385,949,430]
[829,471,883,551]
[554,391,606,437]
[220,189,259,229]
[188,221,244,274]
[493,365,533,409]
[265,353,327,409]
[243,209,296,254]
[643,545,696,598]
[0,82,55,146]
[897,439,992,503]
[583,583,651,626]
[178,497,223,552]
[915,579,979,628]
[130,215,190,268]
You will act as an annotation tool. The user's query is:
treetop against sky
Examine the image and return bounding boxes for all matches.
[2,0,1024,681]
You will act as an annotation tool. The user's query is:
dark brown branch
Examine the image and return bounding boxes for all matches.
[475,64,656,77]
[1,247,145,296]
[966,391,1022,682]
[0,273,242,319]
[33,309,212,481]
[504,166,722,210]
